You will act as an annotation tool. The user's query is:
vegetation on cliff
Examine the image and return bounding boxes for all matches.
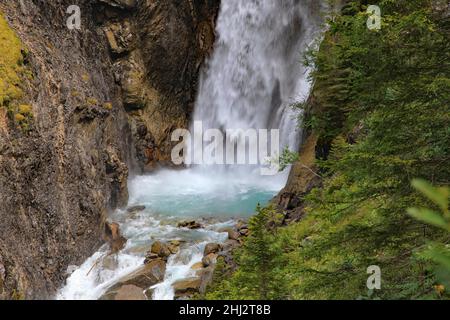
[206,0,450,300]
[0,13,23,106]
[0,12,32,130]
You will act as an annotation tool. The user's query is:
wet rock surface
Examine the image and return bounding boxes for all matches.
[104,222,127,254]
[113,285,146,301]
[273,134,322,225]
[168,240,182,254]
[149,241,171,261]
[55,216,247,300]
[126,205,146,213]
[202,253,218,268]
[178,220,204,230]
[144,239,183,265]
[100,258,166,300]
[168,222,248,299]
[102,0,220,172]
[0,0,132,299]
[204,243,222,256]
[173,277,202,299]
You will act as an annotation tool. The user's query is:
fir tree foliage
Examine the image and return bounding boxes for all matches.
[208,0,449,300]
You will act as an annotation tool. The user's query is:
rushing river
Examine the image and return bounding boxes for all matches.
[57,169,284,300]
[57,0,323,300]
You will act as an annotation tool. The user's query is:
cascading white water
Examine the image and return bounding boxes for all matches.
[57,0,324,301]
[192,0,323,177]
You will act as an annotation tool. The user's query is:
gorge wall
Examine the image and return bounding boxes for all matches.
[0,0,219,299]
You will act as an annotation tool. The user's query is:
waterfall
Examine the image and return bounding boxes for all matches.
[191,0,323,179]
[57,0,324,301]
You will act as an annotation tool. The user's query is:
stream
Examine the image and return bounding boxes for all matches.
[57,169,284,300]
[57,0,323,300]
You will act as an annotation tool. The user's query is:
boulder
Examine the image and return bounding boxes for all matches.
[198,267,215,295]
[204,243,221,256]
[168,245,180,255]
[191,262,204,271]
[169,240,182,246]
[104,259,166,294]
[177,221,203,230]
[223,239,240,251]
[144,253,159,265]
[104,222,127,253]
[236,221,248,230]
[115,285,146,300]
[219,227,241,241]
[104,222,121,239]
[227,229,241,241]
[202,253,218,268]
[127,205,146,213]
[100,290,118,300]
[150,241,171,260]
[173,277,201,299]
[168,240,182,254]
[101,284,147,301]
[111,237,127,253]
[239,228,250,237]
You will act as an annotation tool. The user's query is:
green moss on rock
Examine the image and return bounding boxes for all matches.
[0,12,26,108]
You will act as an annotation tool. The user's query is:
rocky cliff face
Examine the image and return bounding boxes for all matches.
[275,134,322,225]
[100,0,219,171]
[0,0,219,299]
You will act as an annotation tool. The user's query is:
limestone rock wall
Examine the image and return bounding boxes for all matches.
[0,0,219,299]
[101,0,220,171]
